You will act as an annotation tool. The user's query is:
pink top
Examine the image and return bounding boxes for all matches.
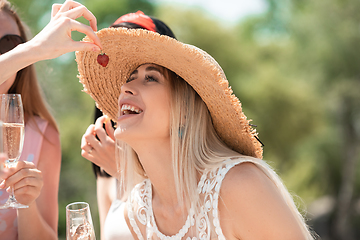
[0,116,48,240]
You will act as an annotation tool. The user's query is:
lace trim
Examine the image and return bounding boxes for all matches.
[127,190,145,240]
[128,159,241,240]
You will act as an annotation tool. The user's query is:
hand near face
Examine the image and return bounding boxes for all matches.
[81,116,117,177]
[0,160,43,206]
[28,0,102,60]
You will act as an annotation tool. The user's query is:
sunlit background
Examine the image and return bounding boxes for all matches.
[8,0,360,239]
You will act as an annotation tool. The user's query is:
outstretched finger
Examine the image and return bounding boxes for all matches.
[57,0,82,13]
[59,4,97,31]
[65,20,102,50]
[51,4,62,18]
[71,40,101,53]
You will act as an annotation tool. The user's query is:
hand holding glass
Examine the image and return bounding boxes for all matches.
[0,94,27,209]
[66,202,96,240]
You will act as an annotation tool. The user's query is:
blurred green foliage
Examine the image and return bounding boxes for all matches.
[8,0,360,239]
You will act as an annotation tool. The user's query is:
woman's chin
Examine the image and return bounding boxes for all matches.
[114,127,139,144]
[114,126,127,140]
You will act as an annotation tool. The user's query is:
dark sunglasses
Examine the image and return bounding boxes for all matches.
[0,34,24,54]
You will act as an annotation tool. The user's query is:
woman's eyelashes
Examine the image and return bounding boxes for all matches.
[126,74,159,83]
[145,74,158,82]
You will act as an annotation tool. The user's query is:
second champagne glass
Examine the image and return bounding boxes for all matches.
[66,202,96,240]
[0,94,27,209]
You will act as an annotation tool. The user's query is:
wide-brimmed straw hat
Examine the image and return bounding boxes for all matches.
[76,27,263,159]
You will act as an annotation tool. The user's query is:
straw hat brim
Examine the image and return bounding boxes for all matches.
[76,27,263,159]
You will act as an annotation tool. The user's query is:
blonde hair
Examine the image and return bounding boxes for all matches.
[1,0,58,132]
[117,68,315,238]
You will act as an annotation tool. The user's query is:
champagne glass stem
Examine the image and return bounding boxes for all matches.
[9,187,16,202]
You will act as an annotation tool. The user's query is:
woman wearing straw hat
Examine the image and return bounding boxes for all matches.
[76,27,315,239]
[80,11,177,240]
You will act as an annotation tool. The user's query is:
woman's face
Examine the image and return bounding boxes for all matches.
[0,10,20,94]
[115,64,171,145]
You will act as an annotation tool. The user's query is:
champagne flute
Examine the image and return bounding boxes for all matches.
[0,94,27,209]
[66,202,96,240]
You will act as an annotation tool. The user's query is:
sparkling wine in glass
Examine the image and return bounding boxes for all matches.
[0,94,27,209]
[66,202,96,240]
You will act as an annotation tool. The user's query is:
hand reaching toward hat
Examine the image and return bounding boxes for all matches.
[32,0,102,60]
[0,0,101,84]
[81,116,118,177]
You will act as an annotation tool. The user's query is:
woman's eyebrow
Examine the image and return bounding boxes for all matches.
[145,66,162,74]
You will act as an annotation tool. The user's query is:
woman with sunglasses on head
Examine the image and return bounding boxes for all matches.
[76,27,316,239]
[81,11,176,240]
[0,0,100,239]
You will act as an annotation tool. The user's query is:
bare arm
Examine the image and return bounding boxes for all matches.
[97,176,116,240]
[219,162,309,240]
[0,0,101,84]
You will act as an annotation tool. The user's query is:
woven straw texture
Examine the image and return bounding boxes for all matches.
[76,27,263,159]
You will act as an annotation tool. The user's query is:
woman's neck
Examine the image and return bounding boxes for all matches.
[131,138,180,208]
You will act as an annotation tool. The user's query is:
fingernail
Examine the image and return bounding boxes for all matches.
[0,180,4,189]
[92,46,101,52]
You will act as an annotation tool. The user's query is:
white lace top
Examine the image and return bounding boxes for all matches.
[127,158,249,240]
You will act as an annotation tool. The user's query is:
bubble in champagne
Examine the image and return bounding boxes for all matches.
[3,123,24,162]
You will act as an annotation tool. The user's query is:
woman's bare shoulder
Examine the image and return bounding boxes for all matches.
[221,161,272,194]
[219,161,306,240]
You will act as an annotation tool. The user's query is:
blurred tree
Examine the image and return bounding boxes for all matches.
[256,0,360,239]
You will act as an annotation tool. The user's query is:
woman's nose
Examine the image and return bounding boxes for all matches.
[120,82,137,95]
